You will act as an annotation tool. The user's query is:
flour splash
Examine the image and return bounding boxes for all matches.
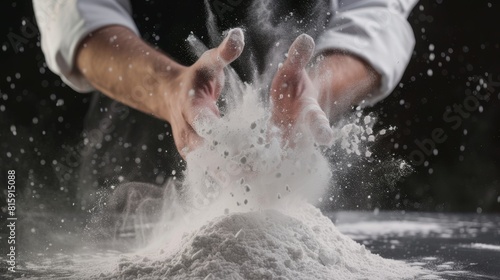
[101,36,424,280]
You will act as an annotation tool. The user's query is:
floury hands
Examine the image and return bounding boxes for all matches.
[173,31,333,158]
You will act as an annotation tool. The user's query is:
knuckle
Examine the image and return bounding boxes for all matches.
[194,66,216,81]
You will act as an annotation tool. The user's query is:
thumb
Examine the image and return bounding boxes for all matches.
[216,28,245,68]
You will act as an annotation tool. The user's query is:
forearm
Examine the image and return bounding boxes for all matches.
[309,52,381,120]
[75,25,184,121]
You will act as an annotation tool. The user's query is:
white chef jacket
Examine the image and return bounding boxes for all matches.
[33,0,418,106]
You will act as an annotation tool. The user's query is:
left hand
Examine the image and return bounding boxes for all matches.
[270,34,334,146]
[164,28,245,158]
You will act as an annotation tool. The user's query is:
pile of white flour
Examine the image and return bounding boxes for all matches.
[111,203,422,280]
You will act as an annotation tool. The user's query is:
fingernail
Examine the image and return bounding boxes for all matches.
[227,28,244,45]
[221,28,245,62]
[289,34,315,66]
[227,28,245,52]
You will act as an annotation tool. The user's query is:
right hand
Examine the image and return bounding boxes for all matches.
[163,28,245,158]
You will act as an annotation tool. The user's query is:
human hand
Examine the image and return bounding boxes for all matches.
[163,28,245,158]
[270,34,333,146]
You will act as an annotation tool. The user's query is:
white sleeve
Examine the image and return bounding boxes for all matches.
[33,0,139,93]
[315,0,419,106]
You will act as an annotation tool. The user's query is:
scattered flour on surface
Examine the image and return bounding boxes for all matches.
[463,243,500,251]
[338,221,442,240]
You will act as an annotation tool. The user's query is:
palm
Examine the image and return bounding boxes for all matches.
[167,28,244,157]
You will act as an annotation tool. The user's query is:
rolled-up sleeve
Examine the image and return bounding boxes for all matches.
[33,0,138,92]
[316,0,419,106]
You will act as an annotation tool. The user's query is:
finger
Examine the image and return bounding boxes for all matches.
[177,99,219,159]
[175,121,205,159]
[282,34,315,73]
[182,94,220,137]
[216,28,245,68]
[302,99,333,146]
[191,105,220,138]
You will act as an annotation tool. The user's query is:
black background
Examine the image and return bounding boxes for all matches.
[0,0,499,214]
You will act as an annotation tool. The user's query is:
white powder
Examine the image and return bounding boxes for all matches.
[110,204,423,280]
[183,90,332,215]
